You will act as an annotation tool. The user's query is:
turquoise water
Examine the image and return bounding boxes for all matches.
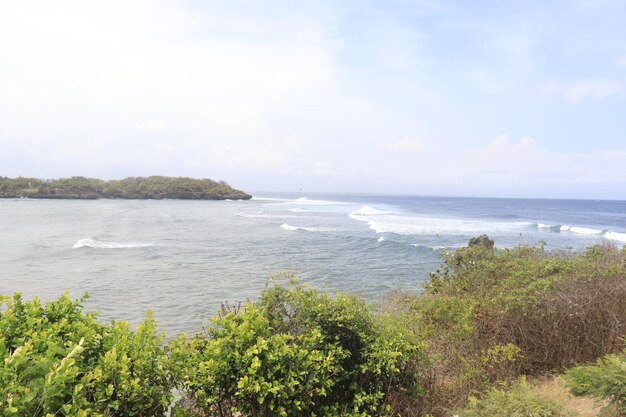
[1,194,625,335]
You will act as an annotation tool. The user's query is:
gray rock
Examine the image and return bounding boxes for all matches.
[468,234,494,250]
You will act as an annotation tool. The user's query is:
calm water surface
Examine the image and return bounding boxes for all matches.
[1,194,625,335]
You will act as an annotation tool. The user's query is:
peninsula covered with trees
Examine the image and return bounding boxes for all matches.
[0,176,252,200]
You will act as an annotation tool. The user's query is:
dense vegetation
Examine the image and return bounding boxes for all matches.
[0,294,174,417]
[407,238,626,414]
[0,176,251,200]
[173,279,421,417]
[567,349,626,414]
[458,378,567,417]
[1,284,418,417]
[2,239,625,416]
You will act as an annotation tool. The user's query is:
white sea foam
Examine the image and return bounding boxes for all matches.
[377,237,385,243]
[537,223,626,242]
[560,225,603,235]
[352,205,393,216]
[73,238,154,249]
[538,222,613,236]
[250,196,290,202]
[280,223,337,232]
[287,207,310,213]
[235,212,297,219]
[348,205,393,221]
[571,227,603,235]
[411,244,447,251]
[536,223,565,232]
[604,231,626,243]
[288,197,347,206]
[362,213,533,236]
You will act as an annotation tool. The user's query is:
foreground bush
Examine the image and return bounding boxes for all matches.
[458,378,566,417]
[172,280,423,416]
[566,349,626,414]
[410,242,626,410]
[1,285,423,417]
[0,294,174,416]
[3,240,625,417]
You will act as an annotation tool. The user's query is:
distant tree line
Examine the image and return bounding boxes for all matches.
[0,176,252,200]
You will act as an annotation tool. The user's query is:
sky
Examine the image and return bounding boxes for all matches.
[1,0,626,199]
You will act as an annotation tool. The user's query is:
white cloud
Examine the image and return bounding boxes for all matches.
[593,150,626,160]
[544,79,622,104]
[199,105,272,139]
[468,135,549,165]
[379,137,425,152]
[292,134,626,195]
[1,1,625,197]
[130,120,167,133]
[576,0,619,10]
[0,0,342,177]
[450,135,565,188]
[207,137,311,171]
[478,135,544,154]
[448,136,626,187]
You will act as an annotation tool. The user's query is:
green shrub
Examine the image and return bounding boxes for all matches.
[411,242,626,410]
[458,379,566,417]
[0,293,175,416]
[566,349,626,414]
[173,279,422,417]
[3,241,625,417]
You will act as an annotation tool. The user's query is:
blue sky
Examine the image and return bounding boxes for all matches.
[1,0,625,198]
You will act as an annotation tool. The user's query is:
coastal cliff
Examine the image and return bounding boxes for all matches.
[0,176,252,200]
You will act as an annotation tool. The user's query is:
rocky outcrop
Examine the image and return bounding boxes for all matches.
[468,234,495,250]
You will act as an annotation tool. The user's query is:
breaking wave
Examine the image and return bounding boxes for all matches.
[411,244,448,251]
[604,231,626,243]
[287,207,311,213]
[280,223,337,232]
[250,196,290,202]
[537,223,561,231]
[559,225,603,235]
[535,223,626,242]
[235,212,297,219]
[73,238,154,249]
[357,213,534,236]
[348,205,394,221]
[288,197,347,206]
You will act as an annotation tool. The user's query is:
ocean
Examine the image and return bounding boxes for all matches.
[1,194,625,336]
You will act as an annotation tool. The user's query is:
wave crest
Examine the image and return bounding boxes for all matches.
[411,244,447,251]
[560,225,603,235]
[604,231,626,243]
[73,238,154,249]
[280,223,337,232]
[289,197,347,206]
[349,205,393,221]
[536,223,626,243]
[235,212,296,219]
[362,214,533,236]
[287,207,311,213]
